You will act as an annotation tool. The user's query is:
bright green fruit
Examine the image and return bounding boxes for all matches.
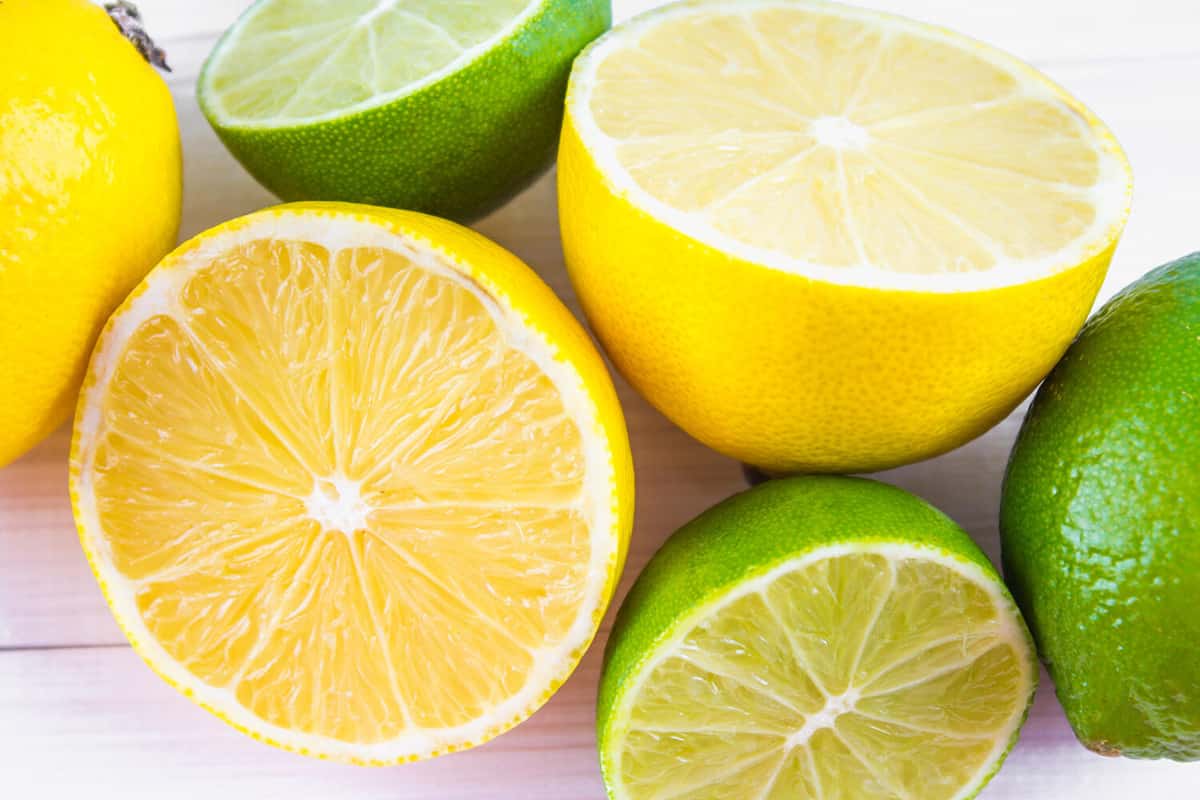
[1002,252,1200,761]
[599,476,1037,800]
[198,0,609,221]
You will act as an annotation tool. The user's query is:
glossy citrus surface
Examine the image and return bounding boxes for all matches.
[1002,253,1200,760]
[0,0,181,466]
[601,477,1036,799]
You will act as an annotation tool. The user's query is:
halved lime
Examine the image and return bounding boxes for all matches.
[600,477,1036,799]
[198,0,609,220]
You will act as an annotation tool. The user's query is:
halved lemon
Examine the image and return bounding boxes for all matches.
[70,202,633,763]
[559,0,1133,473]
[599,476,1037,799]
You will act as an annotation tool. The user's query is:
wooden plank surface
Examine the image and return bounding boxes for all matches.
[1,0,1198,796]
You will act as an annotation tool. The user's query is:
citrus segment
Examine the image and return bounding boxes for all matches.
[71,203,632,762]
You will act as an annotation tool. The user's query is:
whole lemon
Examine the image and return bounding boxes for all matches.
[0,0,181,467]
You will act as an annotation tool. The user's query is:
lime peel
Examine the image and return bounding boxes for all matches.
[600,476,1037,799]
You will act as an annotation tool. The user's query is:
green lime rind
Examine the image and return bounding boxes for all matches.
[599,475,1037,799]
[198,0,610,222]
[1001,252,1200,761]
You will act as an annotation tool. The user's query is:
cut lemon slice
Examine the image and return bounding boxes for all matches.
[70,202,633,763]
[559,0,1133,473]
[599,477,1037,800]
[572,0,1128,284]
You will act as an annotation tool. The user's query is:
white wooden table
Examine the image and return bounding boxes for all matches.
[2,1,1198,796]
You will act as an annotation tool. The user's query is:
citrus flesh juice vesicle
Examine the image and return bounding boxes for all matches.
[201,0,535,125]
[580,1,1126,278]
[72,204,632,763]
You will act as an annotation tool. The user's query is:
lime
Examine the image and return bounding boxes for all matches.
[1001,252,1200,760]
[0,0,180,467]
[198,0,609,221]
[600,476,1037,799]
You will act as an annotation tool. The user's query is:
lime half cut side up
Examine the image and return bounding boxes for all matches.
[198,0,611,220]
[200,0,538,126]
[599,477,1037,799]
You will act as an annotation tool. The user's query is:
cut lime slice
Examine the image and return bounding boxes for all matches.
[197,0,610,219]
[201,0,536,125]
[599,477,1036,799]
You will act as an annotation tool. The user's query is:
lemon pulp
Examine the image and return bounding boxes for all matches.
[72,206,626,762]
[576,0,1128,286]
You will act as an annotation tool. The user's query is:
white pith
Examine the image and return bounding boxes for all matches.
[810,116,871,151]
[568,0,1133,293]
[72,210,620,763]
[784,687,861,748]
[304,474,372,535]
[608,542,1037,800]
[201,0,546,128]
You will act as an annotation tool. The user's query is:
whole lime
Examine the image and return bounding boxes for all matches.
[198,0,609,221]
[1001,252,1200,760]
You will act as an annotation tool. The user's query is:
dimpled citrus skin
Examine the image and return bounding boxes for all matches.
[1001,253,1200,760]
[0,0,181,467]
[559,112,1115,473]
[199,0,608,223]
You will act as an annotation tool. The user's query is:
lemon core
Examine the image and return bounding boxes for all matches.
[304,475,371,535]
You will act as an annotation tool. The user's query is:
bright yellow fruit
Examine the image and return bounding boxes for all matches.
[70,203,633,763]
[559,0,1133,473]
[0,0,182,467]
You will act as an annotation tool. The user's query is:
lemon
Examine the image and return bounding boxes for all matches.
[70,202,633,763]
[559,0,1133,473]
[600,476,1037,799]
[0,0,181,467]
[198,0,609,221]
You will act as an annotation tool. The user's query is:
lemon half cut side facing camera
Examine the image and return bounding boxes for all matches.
[559,0,1133,473]
[70,203,633,764]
